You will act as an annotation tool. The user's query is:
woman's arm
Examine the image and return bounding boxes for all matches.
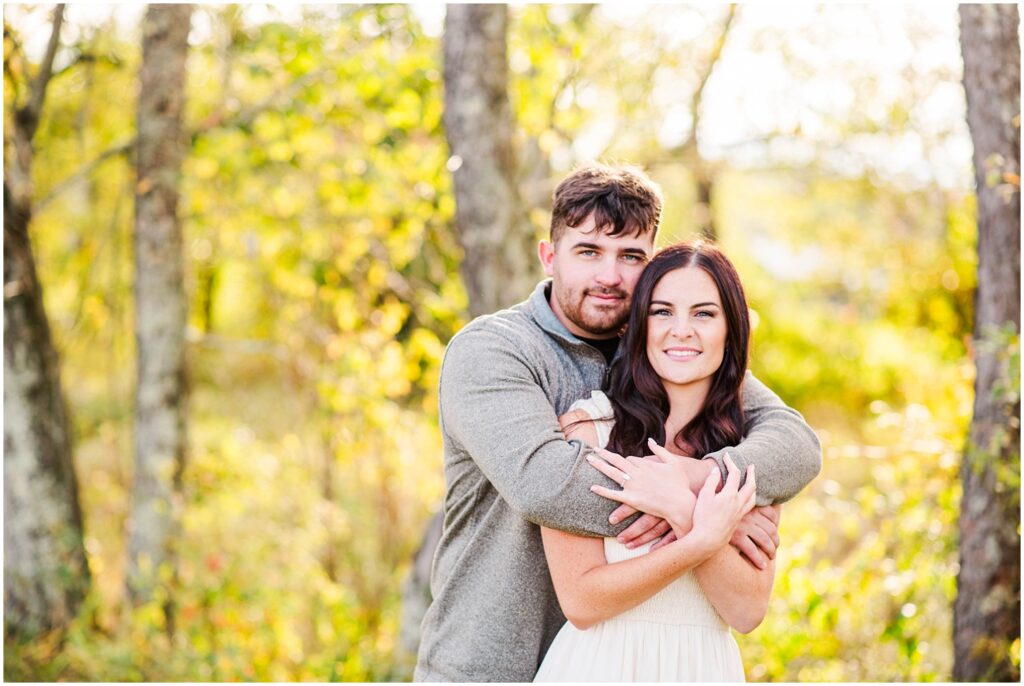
[693,506,781,634]
[541,411,754,630]
[596,443,779,632]
[541,521,719,631]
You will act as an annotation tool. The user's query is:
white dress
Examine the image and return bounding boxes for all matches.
[534,391,746,683]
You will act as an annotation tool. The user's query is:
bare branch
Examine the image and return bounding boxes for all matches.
[191,65,330,139]
[188,331,290,362]
[593,49,664,163]
[675,4,738,157]
[37,139,133,211]
[21,4,65,141]
[38,64,331,208]
[3,23,27,105]
[50,51,124,79]
[542,6,596,142]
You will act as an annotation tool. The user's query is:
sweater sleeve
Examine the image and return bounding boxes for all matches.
[439,328,628,538]
[702,371,822,506]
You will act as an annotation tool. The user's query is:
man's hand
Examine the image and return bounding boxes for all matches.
[729,504,781,570]
[614,513,672,549]
[650,529,678,551]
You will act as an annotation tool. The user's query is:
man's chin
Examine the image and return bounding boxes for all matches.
[576,313,627,337]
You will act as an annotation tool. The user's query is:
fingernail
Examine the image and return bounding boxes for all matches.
[586,455,595,462]
[590,485,599,493]
[609,515,619,524]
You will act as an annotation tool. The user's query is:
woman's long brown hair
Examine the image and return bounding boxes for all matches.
[605,241,751,458]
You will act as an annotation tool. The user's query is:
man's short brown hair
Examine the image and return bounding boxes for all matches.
[549,163,663,244]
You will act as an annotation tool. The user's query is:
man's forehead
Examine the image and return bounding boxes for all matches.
[564,223,654,251]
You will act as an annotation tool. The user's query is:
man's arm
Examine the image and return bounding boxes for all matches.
[701,371,822,506]
[439,327,627,537]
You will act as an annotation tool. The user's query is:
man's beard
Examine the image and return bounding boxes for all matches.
[555,284,630,337]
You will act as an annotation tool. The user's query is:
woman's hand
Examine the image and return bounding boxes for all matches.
[587,447,698,537]
[688,454,757,554]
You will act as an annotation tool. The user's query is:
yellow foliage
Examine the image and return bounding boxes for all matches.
[3,4,998,683]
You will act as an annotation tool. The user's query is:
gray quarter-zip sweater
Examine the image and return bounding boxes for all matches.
[414,281,821,682]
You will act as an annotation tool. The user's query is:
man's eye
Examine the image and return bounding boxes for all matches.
[622,254,644,263]
[579,250,598,257]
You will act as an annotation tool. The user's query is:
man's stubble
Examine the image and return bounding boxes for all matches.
[551,279,631,338]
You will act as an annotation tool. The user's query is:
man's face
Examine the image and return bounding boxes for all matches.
[538,215,654,339]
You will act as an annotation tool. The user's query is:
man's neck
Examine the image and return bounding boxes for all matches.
[575,333,619,365]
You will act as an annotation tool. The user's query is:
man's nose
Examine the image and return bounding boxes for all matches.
[594,258,623,287]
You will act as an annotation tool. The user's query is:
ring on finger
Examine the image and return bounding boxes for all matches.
[621,473,632,484]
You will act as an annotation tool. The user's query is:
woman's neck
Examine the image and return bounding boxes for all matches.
[662,379,712,453]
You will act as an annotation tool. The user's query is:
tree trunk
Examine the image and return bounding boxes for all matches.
[677,6,735,242]
[3,3,91,639]
[442,3,534,318]
[396,5,529,670]
[954,4,1021,682]
[694,165,716,240]
[4,193,91,638]
[126,4,192,621]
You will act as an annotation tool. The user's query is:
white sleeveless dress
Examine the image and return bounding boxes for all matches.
[534,391,746,682]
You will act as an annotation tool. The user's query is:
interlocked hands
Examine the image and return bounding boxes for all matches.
[588,442,757,553]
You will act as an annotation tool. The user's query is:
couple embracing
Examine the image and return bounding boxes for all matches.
[414,164,821,682]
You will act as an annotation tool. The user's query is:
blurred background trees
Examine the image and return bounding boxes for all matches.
[3,3,1019,681]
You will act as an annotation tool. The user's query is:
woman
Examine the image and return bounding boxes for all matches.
[534,241,777,682]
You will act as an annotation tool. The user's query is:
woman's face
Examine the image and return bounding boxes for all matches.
[644,266,728,394]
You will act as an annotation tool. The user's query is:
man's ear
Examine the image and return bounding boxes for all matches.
[538,240,556,277]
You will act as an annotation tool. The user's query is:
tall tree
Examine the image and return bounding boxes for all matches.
[3,4,92,638]
[442,3,534,317]
[398,5,529,669]
[672,4,736,240]
[126,4,192,620]
[954,4,1021,681]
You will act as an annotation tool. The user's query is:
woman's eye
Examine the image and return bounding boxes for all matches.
[695,310,716,318]
[649,308,671,317]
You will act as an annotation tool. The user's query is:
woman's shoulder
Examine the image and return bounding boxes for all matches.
[562,391,614,449]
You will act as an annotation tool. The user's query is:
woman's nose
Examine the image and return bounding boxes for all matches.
[671,317,694,338]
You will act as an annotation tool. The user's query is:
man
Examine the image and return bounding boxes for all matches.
[414,164,820,682]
